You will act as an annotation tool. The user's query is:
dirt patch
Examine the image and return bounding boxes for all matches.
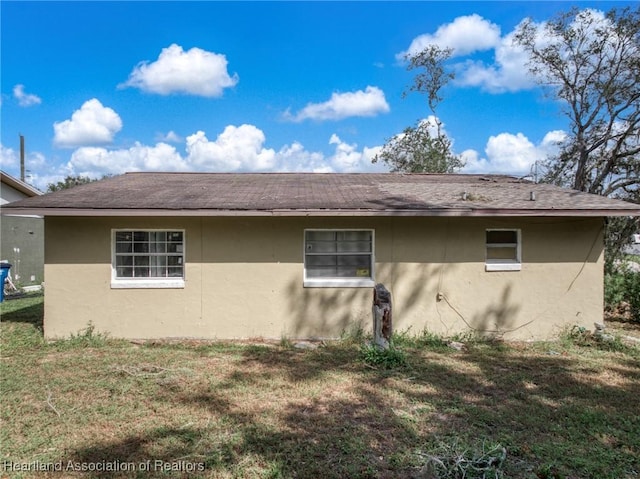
[605,312,640,343]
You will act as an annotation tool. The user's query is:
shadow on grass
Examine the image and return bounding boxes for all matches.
[0,294,44,332]
[63,343,640,478]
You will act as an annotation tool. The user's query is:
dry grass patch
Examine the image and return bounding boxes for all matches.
[2,294,640,478]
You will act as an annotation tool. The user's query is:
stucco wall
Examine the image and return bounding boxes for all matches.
[1,216,44,286]
[1,182,29,205]
[1,181,44,286]
[43,216,604,341]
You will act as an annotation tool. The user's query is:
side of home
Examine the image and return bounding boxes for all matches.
[5,172,637,342]
[43,214,603,341]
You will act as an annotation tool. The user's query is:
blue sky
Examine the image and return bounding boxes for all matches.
[1,1,634,190]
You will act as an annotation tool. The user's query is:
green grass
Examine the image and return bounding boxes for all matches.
[1,294,640,478]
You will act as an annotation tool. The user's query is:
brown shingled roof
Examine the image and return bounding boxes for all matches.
[2,172,639,217]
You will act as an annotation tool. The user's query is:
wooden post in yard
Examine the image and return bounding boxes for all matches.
[373,283,392,349]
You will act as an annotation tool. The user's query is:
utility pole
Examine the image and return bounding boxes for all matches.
[20,135,25,181]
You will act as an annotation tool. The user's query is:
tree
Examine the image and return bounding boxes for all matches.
[513,6,640,267]
[373,46,464,173]
[47,175,96,192]
[373,119,463,173]
[514,7,639,197]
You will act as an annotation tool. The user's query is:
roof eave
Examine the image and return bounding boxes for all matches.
[2,207,639,217]
[0,172,43,197]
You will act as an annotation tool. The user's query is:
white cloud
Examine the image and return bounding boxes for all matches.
[0,144,18,170]
[328,134,362,171]
[186,125,276,171]
[539,130,567,151]
[17,152,48,188]
[0,143,49,190]
[25,151,47,171]
[13,84,42,107]
[419,115,442,137]
[402,14,501,59]
[484,132,538,173]
[463,9,612,93]
[399,14,556,93]
[20,121,389,188]
[61,124,281,176]
[53,99,122,148]
[275,142,329,172]
[26,173,62,192]
[286,86,390,122]
[462,130,566,176]
[156,131,182,143]
[453,26,536,93]
[327,134,385,173]
[404,9,618,94]
[67,142,188,178]
[120,44,238,97]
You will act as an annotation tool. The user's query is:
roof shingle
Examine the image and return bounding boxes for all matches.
[3,172,639,217]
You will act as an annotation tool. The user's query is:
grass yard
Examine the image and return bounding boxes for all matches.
[1,294,639,479]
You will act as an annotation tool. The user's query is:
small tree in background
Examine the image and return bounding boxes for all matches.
[46,175,97,193]
[373,118,463,173]
[374,45,464,173]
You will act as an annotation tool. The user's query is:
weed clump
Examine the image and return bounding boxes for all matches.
[564,325,632,353]
[59,322,110,349]
[415,439,507,479]
[360,343,407,369]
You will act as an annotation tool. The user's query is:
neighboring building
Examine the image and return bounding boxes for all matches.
[0,171,44,286]
[3,172,639,341]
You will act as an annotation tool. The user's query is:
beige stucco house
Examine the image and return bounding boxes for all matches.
[3,172,639,341]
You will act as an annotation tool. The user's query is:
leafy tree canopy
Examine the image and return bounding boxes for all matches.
[513,6,639,267]
[373,45,464,173]
[46,175,97,193]
[373,117,463,173]
[514,7,639,199]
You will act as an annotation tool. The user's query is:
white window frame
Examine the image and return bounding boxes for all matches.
[303,229,375,288]
[111,229,186,289]
[485,228,521,272]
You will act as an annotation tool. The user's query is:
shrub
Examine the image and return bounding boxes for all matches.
[605,266,640,322]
